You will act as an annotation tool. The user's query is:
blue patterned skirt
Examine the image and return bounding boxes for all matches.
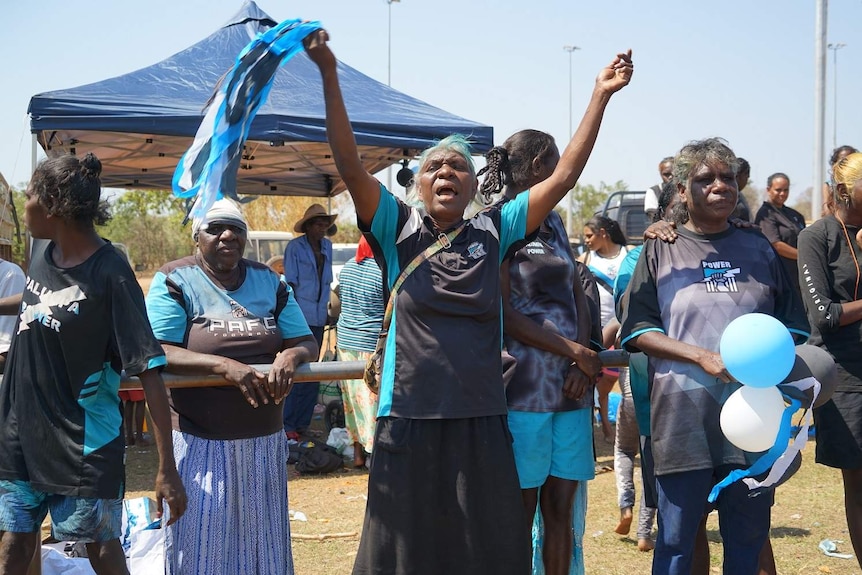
[166,430,293,575]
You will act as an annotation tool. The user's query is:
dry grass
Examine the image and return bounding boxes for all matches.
[125,424,861,575]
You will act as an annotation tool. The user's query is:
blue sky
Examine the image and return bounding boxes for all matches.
[2,0,860,216]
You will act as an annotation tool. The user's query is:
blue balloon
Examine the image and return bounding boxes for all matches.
[719,313,796,387]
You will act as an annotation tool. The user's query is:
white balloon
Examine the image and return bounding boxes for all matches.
[720,386,786,452]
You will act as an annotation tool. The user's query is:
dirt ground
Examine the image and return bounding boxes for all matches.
[127,272,860,573]
[124,423,862,575]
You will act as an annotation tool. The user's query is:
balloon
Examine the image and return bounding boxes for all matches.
[720,385,786,452]
[778,344,838,409]
[719,313,796,388]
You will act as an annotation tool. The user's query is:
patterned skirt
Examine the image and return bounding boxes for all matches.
[338,348,379,452]
[166,430,293,575]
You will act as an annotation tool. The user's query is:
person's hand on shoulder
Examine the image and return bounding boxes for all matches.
[595,49,633,95]
[644,220,678,243]
[155,467,187,526]
[729,217,757,230]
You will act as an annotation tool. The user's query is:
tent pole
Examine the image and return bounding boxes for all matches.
[31,133,37,175]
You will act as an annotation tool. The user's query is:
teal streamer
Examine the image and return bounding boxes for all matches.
[173,18,322,219]
[708,396,802,503]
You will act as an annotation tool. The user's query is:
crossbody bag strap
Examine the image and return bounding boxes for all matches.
[381,224,467,330]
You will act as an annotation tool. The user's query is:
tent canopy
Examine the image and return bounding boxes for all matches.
[27,1,492,197]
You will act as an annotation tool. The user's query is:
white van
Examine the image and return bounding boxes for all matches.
[331,242,359,290]
[245,231,294,270]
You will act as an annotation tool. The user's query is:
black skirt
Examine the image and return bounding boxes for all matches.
[352,415,530,575]
[815,391,862,469]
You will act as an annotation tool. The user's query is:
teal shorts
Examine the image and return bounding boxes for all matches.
[0,480,122,542]
[508,409,595,489]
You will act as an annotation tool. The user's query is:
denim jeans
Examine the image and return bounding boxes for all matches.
[653,465,771,575]
[282,325,324,433]
[614,368,656,539]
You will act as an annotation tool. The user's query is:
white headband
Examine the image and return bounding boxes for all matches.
[192,198,247,238]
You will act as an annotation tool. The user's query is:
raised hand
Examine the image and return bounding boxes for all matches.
[303,29,336,69]
[596,49,633,95]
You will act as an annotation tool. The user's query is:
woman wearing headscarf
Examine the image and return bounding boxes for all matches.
[336,237,384,467]
[146,198,318,575]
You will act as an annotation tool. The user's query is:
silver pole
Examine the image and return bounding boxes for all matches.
[386,0,400,195]
[828,42,846,151]
[563,45,580,236]
[118,350,631,390]
[814,0,828,221]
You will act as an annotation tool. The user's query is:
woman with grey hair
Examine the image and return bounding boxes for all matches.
[304,30,632,575]
[620,138,809,575]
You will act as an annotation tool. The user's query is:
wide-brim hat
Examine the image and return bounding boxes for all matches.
[294,204,337,234]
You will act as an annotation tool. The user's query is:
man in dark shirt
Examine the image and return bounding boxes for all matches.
[644,157,674,220]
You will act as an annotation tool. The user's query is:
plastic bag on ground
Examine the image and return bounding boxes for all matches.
[326,427,351,454]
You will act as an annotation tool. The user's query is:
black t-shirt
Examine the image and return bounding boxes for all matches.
[754,201,806,293]
[620,227,809,475]
[0,240,166,498]
[798,216,862,392]
[361,188,529,419]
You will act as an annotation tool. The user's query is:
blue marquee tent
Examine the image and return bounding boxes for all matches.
[27,1,492,197]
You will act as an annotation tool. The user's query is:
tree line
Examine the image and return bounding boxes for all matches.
[3,179,797,273]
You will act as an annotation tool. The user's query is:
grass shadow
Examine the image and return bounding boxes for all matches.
[769,526,811,539]
[704,525,811,544]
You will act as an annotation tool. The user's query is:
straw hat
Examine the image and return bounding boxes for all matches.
[294,204,337,234]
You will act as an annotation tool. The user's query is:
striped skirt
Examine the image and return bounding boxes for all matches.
[166,430,293,575]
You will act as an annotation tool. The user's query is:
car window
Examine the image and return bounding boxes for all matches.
[247,239,291,263]
[332,246,356,266]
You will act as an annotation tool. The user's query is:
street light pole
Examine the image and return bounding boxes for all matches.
[827,42,846,150]
[386,0,400,194]
[563,45,580,237]
[813,0,827,222]
[387,0,400,87]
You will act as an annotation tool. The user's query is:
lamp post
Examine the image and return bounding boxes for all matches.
[387,0,400,87]
[563,45,580,237]
[386,0,400,193]
[828,42,846,150]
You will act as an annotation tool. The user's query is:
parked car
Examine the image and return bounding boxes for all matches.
[331,243,359,291]
[596,190,649,246]
[245,230,294,273]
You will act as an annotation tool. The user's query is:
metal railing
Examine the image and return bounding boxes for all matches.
[119,349,630,389]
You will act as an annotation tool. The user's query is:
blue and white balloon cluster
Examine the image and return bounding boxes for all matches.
[708,313,837,501]
[718,313,797,452]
